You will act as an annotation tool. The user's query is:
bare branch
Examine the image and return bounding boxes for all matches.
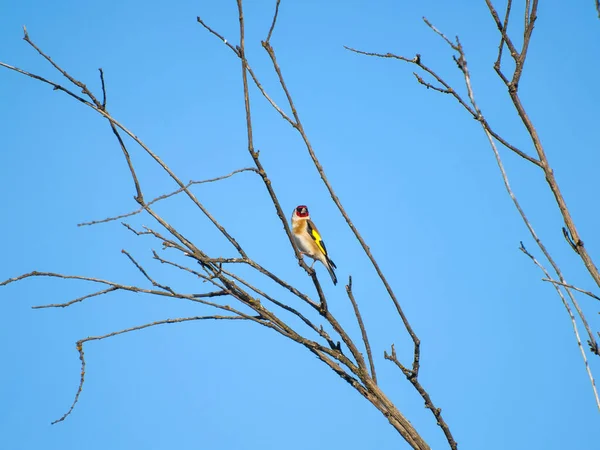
[484,0,520,66]
[51,314,251,424]
[542,279,600,303]
[121,249,174,293]
[78,168,259,227]
[196,16,240,56]
[32,287,119,309]
[385,345,457,450]
[232,0,330,308]
[218,266,332,344]
[422,17,458,51]
[3,36,248,260]
[99,68,107,109]
[346,276,377,383]
[0,60,92,106]
[483,1,600,290]
[3,271,232,311]
[412,72,451,93]
[270,40,421,372]
[520,244,600,408]
[344,45,542,168]
[451,34,600,360]
[265,0,281,43]
[22,26,102,109]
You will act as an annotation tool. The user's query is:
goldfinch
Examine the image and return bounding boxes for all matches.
[291,205,337,285]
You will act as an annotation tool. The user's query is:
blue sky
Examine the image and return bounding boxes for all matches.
[1,1,599,449]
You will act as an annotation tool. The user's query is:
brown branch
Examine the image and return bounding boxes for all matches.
[2,271,234,311]
[125,224,189,255]
[495,0,512,72]
[197,14,296,126]
[265,0,281,43]
[152,251,213,281]
[183,249,321,311]
[23,26,102,109]
[150,253,341,365]
[346,276,377,383]
[484,0,520,66]
[487,1,600,291]
[385,345,457,450]
[121,249,174,293]
[516,0,538,85]
[51,314,251,424]
[266,40,421,374]
[232,0,329,308]
[422,17,458,51]
[196,16,240,56]
[413,72,451,93]
[520,244,600,408]
[32,287,119,309]
[344,43,541,168]
[78,168,259,227]
[450,32,600,360]
[109,120,144,203]
[0,61,92,107]
[3,35,247,259]
[8,14,430,448]
[350,17,600,370]
[218,266,333,345]
[542,279,600,303]
[99,68,107,109]
[484,0,600,304]
[232,3,429,447]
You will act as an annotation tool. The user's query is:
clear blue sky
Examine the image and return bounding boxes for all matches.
[1,1,599,449]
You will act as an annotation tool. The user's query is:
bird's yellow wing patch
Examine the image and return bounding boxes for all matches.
[307,220,328,256]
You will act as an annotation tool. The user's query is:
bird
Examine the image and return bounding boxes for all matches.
[291,205,337,285]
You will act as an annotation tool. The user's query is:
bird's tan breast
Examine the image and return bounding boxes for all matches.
[292,219,307,235]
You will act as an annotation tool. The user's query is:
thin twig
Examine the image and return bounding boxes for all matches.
[121,249,174,293]
[451,32,600,357]
[485,1,600,291]
[542,279,600,302]
[234,0,329,308]
[520,244,600,409]
[23,26,102,109]
[51,314,251,424]
[78,168,259,227]
[218,266,332,344]
[265,0,281,43]
[385,345,458,450]
[3,271,232,311]
[196,16,240,56]
[99,68,107,109]
[8,33,248,259]
[343,45,542,168]
[32,287,119,309]
[346,276,377,383]
[265,40,421,373]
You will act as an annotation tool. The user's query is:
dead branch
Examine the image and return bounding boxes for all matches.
[385,345,457,450]
[520,244,600,408]
[346,276,377,383]
[51,314,253,424]
[78,168,259,227]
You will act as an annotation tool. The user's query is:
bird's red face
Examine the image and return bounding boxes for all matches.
[295,205,309,218]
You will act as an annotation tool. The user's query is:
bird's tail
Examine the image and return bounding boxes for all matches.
[325,257,337,285]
